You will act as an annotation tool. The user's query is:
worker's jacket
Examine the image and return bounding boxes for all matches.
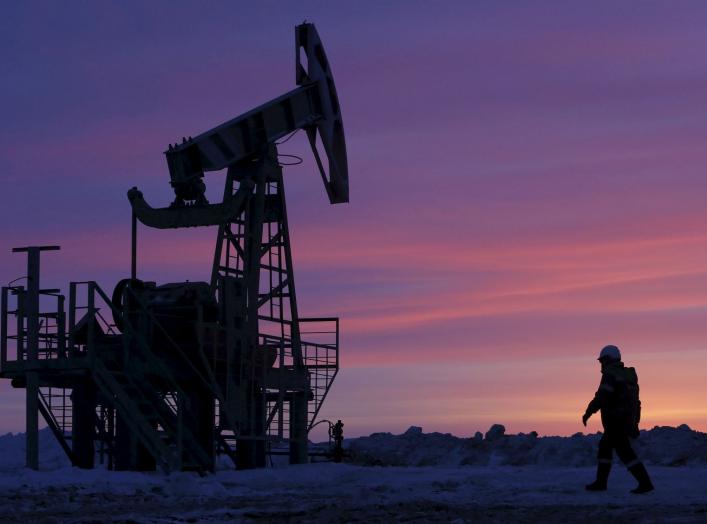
[585,361,639,435]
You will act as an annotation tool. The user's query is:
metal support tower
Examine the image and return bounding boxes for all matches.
[11,245,60,470]
[0,23,345,474]
[211,148,309,466]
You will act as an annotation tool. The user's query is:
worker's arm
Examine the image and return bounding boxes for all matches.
[582,374,615,425]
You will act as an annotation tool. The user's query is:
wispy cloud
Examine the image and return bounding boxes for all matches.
[3,2,707,435]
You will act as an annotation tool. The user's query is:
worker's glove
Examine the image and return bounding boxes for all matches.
[582,412,590,427]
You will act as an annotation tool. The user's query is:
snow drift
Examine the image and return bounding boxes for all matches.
[345,424,707,468]
[1,424,705,473]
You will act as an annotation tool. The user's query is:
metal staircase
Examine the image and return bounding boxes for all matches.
[89,284,214,473]
[38,387,74,463]
[22,281,214,473]
[92,362,182,472]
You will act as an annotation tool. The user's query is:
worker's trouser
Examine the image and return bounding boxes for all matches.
[597,430,640,467]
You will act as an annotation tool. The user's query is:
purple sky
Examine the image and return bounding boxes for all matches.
[3,1,707,438]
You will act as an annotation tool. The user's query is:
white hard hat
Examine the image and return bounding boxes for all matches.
[598,345,621,361]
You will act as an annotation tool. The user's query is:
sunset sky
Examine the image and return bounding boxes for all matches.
[2,1,707,439]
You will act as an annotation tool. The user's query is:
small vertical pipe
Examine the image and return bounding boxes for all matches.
[98,407,105,466]
[107,407,115,470]
[57,295,65,358]
[87,282,95,362]
[177,394,184,471]
[16,291,24,360]
[131,211,137,281]
[1,287,7,369]
[68,283,76,356]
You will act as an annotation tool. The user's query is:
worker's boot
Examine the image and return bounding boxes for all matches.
[585,462,611,491]
[628,463,654,494]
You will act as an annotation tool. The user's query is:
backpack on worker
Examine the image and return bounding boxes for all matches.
[623,366,641,438]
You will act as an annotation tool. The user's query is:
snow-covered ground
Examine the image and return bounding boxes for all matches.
[1,426,706,523]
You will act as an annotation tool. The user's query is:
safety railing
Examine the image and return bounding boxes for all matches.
[68,281,121,362]
[300,317,339,431]
[262,316,338,441]
[1,285,67,369]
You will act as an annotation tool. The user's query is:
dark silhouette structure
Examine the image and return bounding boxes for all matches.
[583,345,654,494]
[331,419,344,463]
[1,23,345,473]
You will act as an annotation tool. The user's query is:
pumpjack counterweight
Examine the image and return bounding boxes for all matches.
[0,23,345,472]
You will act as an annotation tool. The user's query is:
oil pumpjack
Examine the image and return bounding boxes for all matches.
[0,23,346,472]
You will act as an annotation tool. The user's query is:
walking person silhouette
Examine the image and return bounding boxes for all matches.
[582,345,654,494]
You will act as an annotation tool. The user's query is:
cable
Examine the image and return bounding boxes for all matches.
[277,154,303,166]
[7,276,27,286]
[275,129,300,145]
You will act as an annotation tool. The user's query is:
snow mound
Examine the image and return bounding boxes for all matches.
[346,424,707,467]
[1,424,705,473]
[0,428,70,472]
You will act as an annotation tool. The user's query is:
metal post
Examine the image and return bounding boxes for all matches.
[1,287,7,369]
[68,283,76,356]
[16,291,24,361]
[25,372,39,469]
[57,294,66,358]
[131,211,137,281]
[289,390,308,464]
[272,167,310,462]
[25,248,40,363]
[177,393,184,472]
[11,245,60,470]
[274,171,303,367]
[107,407,115,470]
[71,379,96,469]
[98,407,105,466]
[25,248,40,471]
[87,282,95,363]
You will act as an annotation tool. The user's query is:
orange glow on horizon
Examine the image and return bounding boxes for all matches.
[5,3,707,444]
